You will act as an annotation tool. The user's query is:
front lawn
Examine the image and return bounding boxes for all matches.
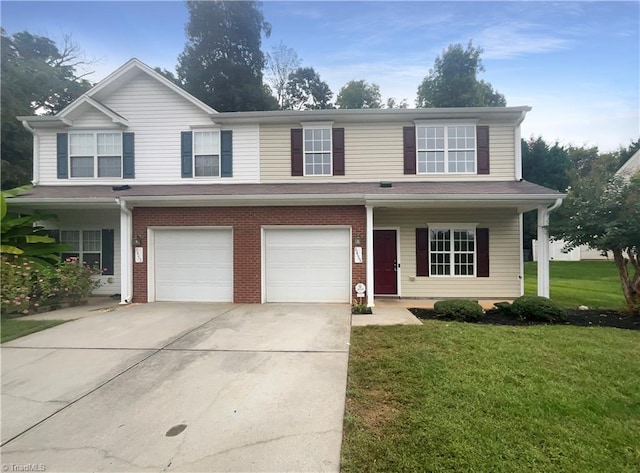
[342,323,640,472]
[1,317,68,343]
[524,260,625,309]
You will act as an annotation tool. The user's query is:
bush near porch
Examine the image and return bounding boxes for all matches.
[524,260,625,309]
[1,255,101,316]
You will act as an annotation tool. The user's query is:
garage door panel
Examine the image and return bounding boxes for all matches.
[265,229,350,303]
[154,229,232,302]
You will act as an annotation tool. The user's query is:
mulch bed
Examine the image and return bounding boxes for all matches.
[409,308,640,331]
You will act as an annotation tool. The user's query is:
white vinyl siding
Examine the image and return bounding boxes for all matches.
[38,73,260,184]
[43,209,120,296]
[260,123,516,182]
[375,208,521,298]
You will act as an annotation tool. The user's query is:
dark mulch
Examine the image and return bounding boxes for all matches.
[409,308,640,331]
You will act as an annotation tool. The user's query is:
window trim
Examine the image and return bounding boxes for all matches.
[192,129,222,178]
[68,131,123,179]
[427,223,478,278]
[415,124,477,175]
[60,229,103,270]
[302,126,333,177]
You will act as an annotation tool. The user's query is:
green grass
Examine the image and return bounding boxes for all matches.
[342,323,640,472]
[525,260,625,309]
[1,317,68,343]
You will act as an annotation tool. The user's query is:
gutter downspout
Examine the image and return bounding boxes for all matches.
[118,198,134,304]
[21,121,39,185]
[537,198,563,298]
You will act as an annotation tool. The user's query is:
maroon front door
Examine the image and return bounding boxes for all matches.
[374,230,397,294]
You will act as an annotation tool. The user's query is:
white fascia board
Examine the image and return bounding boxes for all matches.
[120,194,365,206]
[58,96,130,126]
[413,118,479,125]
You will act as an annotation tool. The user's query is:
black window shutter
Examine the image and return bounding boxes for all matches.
[403,126,416,174]
[416,228,430,276]
[122,132,135,179]
[477,126,490,175]
[332,128,345,176]
[181,131,193,178]
[101,229,115,276]
[221,130,233,177]
[57,133,69,179]
[291,128,303,176]
[477,228,489,277]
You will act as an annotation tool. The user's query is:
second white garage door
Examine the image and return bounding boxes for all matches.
[264,228,350,303]
[153,228,233,302]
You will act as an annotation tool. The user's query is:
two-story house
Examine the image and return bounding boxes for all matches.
[12,59,564,308]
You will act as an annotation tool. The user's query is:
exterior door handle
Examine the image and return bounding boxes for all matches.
[393,261,398,272]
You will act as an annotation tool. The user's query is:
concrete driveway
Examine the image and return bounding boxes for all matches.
[1,303,351,472]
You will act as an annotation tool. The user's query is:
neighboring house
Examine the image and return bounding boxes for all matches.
[615,148,640,181]
[11,59,564,307]
[532,148,639,262]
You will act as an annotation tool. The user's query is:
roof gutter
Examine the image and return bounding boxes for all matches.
[21,120,39,185]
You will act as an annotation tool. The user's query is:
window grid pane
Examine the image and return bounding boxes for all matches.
[453,230,475,276]
[97,133,122,156]
[304,128,332,175]
[417,125,476,174]
[61,231,80,251]
[70,157,94,177]
[98,156,122,177]
[83,230,101,252]
[194,155,220,177]
[69,134,94,156]
[429,229,451,276]
[194,131,220,155]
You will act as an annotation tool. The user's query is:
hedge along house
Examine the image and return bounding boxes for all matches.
[12,58,564,307]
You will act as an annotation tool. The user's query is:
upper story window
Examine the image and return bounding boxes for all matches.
[417,125,476,174]
[304,127,332,176]
[69,132,122,178]
[193,130,220,177]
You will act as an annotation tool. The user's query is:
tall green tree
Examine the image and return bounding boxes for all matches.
[283,67,333,110]
[521,137,571,253]
[1,30,92,189]
[177,1,277,111]
[336,80,382,109]
[416,42,506,108]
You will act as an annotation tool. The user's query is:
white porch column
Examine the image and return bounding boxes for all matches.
[537,198,563,298]
[537,205,550,298]
[119,199,133,304]
[366,205,374,307]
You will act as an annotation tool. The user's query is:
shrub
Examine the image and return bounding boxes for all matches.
[511,296,568,323]
[433,300,484,322]
[352,299,372,315]
[1,255,101,315]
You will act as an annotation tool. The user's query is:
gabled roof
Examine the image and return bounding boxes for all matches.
[19,58,217,129]
[615,149,640,180]
[58,96,129,126]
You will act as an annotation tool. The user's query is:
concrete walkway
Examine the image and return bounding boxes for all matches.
[1,303,351,472]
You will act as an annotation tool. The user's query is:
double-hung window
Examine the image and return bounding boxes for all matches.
[304,127,332,176]
[417,125,476,174]
[60,230,102,269]
[193,130,220,177]
[69,132,122,178]
[430,227,475,276]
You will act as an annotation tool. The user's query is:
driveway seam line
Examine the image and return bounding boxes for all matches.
[0,304,243,447]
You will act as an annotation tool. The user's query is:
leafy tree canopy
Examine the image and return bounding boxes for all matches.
[176,1,277,111]
[551,174,640,313]
[416,41,506,108]
[336,80,382,109]
[283,67,333,110]
[1,29,92,189]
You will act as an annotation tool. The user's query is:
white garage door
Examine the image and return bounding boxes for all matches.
[153,229,232,302]
[265,228,350,303]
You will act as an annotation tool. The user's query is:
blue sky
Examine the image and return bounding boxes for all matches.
[2,1,638,152]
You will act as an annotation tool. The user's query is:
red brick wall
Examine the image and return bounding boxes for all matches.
[132,205,367,303]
